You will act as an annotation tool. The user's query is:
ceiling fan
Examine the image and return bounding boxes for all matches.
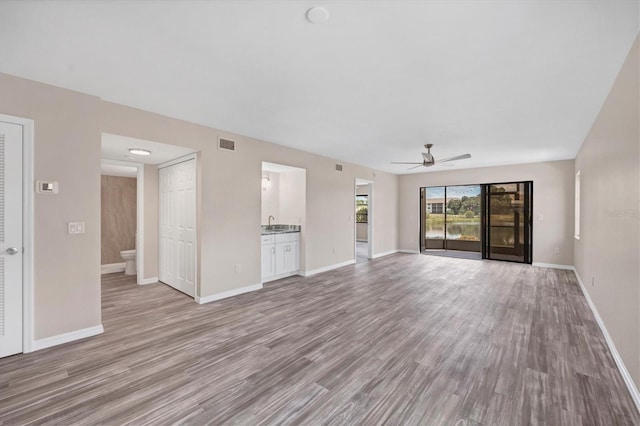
[391,144,471,170]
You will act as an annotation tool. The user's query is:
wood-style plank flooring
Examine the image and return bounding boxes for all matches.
[0,254,638,425]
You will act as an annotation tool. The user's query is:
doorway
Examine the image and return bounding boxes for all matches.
[100,160,142,282]
[101,133,197,297]
[355,179,373,263]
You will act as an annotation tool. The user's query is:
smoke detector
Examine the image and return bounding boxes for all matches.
[306,7,330,24]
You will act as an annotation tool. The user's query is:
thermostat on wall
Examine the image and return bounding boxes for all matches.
[36,180,59,194]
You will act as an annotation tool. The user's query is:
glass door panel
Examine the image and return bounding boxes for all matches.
[484,182,532,263]
[423,186,446,249]
[444,185,481,252]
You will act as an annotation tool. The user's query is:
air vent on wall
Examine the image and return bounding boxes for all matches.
[218,137,235,151]
[335,164,343,172]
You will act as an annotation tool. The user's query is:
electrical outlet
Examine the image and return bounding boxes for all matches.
[68,222,85,234]
[538,214,544,221]
[591,276,595,287]
[332,248,336,254]
[554,247,560,254]
[234,264,241,273]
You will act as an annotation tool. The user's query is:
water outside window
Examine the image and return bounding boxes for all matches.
[425,185,481,242]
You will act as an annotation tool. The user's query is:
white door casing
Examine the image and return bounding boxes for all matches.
[159,158,196,297]
[0,121,23,358]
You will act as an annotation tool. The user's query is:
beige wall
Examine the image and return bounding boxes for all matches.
[101,175,136,264]
[261,172,280,225]
[278,170,305,226]
[398,160,575,265]
[143,164,159,280]
[574,37,639,388]
[0,73,102,339]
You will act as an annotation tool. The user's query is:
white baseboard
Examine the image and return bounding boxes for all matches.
[101,263,125,274]
[532,262,575,270]
[138,277,158,285]
[262,271,299,283]
[301,259,356,277]
[372,249,400,259]
[398,249,420,254]
[32,324,104,352]
[574,269,640,413]
[196,283,263,304]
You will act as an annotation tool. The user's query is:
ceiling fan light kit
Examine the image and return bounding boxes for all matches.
[391,144,471,170]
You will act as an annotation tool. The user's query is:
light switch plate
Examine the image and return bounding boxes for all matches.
[36,180,59,194]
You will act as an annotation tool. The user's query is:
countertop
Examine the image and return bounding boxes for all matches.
[261,225,301,235]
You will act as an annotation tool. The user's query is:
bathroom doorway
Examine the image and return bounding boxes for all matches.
[100,160,143,282]
[101,133,197,290]
[355,178,373,263]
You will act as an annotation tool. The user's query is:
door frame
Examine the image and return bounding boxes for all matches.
[100,158,146,284]
[0,114,35,353]
[354,178,374,260]
[158,153,199,299]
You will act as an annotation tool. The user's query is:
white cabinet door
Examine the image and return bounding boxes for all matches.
[275,243,288,276]
[287,241,299,272]
[261,244,275,280]
[159,159,196,297]
[0,121,23,358]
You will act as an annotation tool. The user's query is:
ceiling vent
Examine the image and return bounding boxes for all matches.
[335,164,343,172]
[218,137,235,151]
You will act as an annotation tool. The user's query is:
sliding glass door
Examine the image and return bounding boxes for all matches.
[420,181,532,264]
[482,182,532,263]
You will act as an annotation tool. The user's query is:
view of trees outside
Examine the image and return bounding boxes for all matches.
[425,185,481,241]
[355,195,368,223]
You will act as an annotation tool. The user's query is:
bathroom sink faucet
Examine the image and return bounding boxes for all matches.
[268,215,275,226]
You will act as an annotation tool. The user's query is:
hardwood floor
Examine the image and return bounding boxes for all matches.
[0,254,638,425]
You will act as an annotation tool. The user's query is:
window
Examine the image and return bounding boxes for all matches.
[356,195,368,223]
[575,170,581,240]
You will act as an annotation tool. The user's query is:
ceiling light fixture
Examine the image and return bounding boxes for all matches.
[306,7,330,24]
[129,148,151,156]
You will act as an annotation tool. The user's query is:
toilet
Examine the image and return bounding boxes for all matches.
[120,249,137,275]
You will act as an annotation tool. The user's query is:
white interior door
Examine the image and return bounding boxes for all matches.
[159,159,196,297]
[0,121,23,358]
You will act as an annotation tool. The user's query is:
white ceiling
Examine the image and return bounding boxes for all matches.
[101,133,195,165]
[1,1,638,174]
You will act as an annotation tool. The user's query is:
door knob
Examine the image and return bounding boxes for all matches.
[5,247,19,255]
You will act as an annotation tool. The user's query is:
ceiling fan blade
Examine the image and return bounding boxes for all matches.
[435,154,471,163]
[391,161,423,165]
[407,164,424,170]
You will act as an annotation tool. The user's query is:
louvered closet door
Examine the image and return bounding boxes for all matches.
[159,159,196,298]
[0,121,23,358]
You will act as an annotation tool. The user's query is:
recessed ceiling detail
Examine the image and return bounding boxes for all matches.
[1,2,638,174]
